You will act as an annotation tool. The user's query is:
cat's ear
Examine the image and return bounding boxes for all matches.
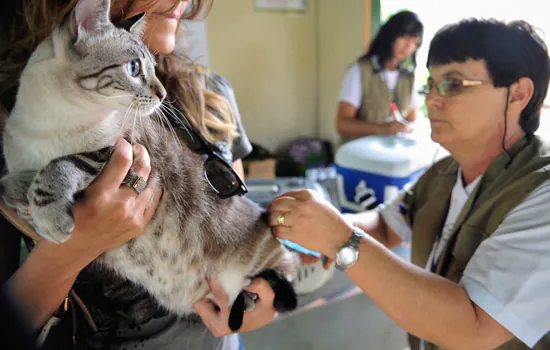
[73,0,112,37]
[129,14,147,40]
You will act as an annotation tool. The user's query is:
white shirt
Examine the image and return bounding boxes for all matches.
[379,173,550,348]
[425,171,481,269]
[339,62,423,110]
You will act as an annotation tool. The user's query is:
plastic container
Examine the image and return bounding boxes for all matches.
[335,134,446,213]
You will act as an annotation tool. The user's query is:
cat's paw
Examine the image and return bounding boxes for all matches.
[0,171,35,209]
[0,171,39,226]
[255,269,298,312]
[227,272,298,332]
[29,200,75,243]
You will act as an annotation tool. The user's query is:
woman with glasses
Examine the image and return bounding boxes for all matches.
[0,1,275,349]
[337,10,423,143]
[269,18,550,349]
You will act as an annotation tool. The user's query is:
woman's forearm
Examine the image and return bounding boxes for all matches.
[345,210,402,247]
[337,117,387,137]
[5,239,96,329]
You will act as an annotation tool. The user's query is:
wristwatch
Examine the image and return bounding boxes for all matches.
[335,227,365,271]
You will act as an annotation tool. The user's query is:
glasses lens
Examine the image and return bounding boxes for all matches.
[420,84,431,95]
[439,79,463,96]
[204,160,240,197]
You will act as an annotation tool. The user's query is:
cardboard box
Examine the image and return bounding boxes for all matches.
[243,159,276,179]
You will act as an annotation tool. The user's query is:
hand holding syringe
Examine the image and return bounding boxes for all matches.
[389,102,414,135]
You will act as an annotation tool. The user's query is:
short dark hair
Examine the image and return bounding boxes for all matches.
[427,18,550,134]
[362,10,424,71]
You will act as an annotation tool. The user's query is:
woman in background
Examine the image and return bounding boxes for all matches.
[337,10,424,142]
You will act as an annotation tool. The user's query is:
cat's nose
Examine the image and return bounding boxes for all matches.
[156,90,166,101]
[153,85,166,102]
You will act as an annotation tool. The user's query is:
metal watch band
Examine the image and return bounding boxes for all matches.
[335,227,365,270]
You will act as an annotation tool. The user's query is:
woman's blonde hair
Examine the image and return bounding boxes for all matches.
[0,0,237,144]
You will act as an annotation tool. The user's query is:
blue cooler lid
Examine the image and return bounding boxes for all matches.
[335,135,444,177]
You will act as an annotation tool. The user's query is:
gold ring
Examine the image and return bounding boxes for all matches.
[125,175,147,194]
[277,213,285,226]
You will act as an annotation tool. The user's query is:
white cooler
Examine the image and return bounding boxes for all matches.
[335,134,446,213]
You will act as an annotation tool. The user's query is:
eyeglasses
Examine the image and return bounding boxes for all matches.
[163,112,248,199]
[420,78,492,97]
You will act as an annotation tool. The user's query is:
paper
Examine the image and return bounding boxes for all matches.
[255,0,307,11]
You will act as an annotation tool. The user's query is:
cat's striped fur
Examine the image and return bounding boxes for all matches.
[1,0,297,328]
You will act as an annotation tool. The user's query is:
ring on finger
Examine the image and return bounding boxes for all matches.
[124,175,147,194]
[277,212,286,226]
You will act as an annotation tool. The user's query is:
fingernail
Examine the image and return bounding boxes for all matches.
[243,278,252,287]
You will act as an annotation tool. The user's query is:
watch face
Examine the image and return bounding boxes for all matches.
[338,246,358,267]
[336,227,363,270]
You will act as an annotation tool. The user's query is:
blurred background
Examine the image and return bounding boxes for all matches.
[182,0,550,154]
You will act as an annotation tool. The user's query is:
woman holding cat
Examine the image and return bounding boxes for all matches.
[0,0,276,349]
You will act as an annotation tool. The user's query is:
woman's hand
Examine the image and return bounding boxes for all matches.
[267,190,353,260]
[299,254,334,270]
[386,121,413,135]
[193,278,276,336]
[68,138,161,259]
[4,138,161,329]
[5,137,161,265]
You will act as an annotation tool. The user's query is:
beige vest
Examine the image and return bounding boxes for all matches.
[357,57,414,123]
[402,136,550,350]
[340,57,415,144]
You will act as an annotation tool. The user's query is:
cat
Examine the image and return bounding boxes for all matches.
[0,0,297,331]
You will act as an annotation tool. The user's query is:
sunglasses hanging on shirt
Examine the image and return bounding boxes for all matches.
[161,109,248,199]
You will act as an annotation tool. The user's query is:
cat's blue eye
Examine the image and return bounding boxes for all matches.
[127,60,141,77]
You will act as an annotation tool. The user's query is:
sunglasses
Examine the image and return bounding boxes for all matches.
[163,112,248,199]
[420,78,491,97]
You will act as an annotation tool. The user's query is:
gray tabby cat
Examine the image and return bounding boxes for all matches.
[1,0,297,330]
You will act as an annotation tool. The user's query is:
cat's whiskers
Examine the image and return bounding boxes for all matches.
[102,94,135,99]
[151,107,166,138]
[137,111,154,154]
[162,100,193,130]
[130,103,139,146]
[149,110,166,147]
[154,108,183,149]
[159,102,193,139]
[158,104,190,143]
[142,102,161,153]
[120,101,137,136]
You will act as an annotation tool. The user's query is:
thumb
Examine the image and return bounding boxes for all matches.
[243,278,269,294]
[243,278,275,303]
